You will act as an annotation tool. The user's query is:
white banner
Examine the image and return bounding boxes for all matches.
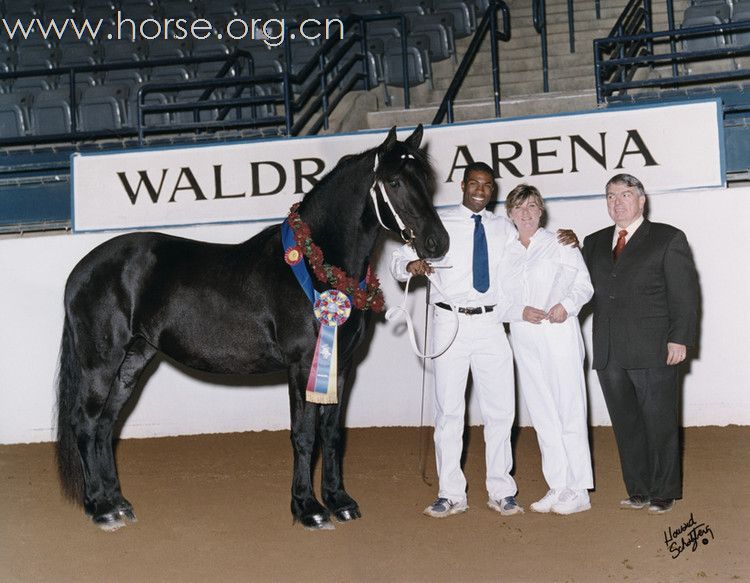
[72,99,724,232]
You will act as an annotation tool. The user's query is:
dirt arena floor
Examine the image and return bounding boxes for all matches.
[1,426,747,582]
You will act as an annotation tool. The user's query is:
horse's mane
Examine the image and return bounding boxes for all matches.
[300,140,434,214]
[293,134,433,276]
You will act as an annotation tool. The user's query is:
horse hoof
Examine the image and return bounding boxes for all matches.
[92,513,126,532]
[300,513,335,531]
[117,506,137,523]
[334,507,361,522]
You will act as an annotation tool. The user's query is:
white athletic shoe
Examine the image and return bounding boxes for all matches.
[551,489,591,515]
[423,497,469,518]
[487,495,524,516]
[530,489,564,513]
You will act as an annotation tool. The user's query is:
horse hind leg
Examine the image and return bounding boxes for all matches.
[77,337,157,531]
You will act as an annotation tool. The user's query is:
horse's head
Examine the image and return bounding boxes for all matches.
[371,125,450,259]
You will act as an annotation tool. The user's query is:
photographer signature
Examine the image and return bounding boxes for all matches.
[663,513,715,559]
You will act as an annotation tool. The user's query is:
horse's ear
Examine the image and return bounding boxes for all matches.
[405,124,423,149]
[379,126,398,153]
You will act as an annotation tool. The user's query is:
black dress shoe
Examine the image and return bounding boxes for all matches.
[619,495,650,509]
[648,498,675,514]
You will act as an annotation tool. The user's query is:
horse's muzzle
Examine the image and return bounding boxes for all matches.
[421,229,449,259]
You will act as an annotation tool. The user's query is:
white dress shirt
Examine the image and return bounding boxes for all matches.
[390,204,515,307]
[499,228,593,321]
[611,215,644,248]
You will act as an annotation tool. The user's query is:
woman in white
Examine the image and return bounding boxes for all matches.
[499,184,594,515]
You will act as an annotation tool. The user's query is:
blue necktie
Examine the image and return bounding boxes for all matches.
[472,214,489,293]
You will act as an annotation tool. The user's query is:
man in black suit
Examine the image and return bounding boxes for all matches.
[582,173,699,514]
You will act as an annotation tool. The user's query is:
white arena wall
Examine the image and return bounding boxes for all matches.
[1,185,748,444]
[1,106,748,444]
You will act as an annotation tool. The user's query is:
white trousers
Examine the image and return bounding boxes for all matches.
[509,319,594,491]
[432,307,516,502]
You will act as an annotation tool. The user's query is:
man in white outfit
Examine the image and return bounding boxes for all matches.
[390,162,523,518]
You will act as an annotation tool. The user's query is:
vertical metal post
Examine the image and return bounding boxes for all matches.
[399,15,410,109]
[283,22,294,135]
[644,0,654,55]
[319,52,329,131]
[618,25,626,85]
[595,0,601,20]
[594,41,603,103]
[489,8,502,118]
[666,0,678,77]
[541,2,549,92]
[359,18,371,91]
[567,0,576,53]
[69,71,77,134]
[137,86,144,146]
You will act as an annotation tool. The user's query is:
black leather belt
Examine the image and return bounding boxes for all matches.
[435,302,495,315]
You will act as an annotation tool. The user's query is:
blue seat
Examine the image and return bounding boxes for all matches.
[78,84,129,131]
[30,89,76,135]
[0,92,31,138]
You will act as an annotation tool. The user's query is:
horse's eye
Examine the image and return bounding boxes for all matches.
[389,179,400,188]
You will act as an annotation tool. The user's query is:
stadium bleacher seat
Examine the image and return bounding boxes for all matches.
[432,0,476,39]
[127,88,171,128]
[731,1,750,46]
[685,0,733,23]
[0,0,481,141]
[409,13,455,61]
[382,45,427,88]
[15,47,57,71]
[680,12,737,73]
[191,41,233,79]
[0,93,31,138]
[729,0,750,68]
[78,84,128,130]
[30,88,75,135]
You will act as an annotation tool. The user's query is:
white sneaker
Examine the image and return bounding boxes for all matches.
[487,495,524,516]
[551,489,591,515]
[423,497,469,518]
[530,489,564,513]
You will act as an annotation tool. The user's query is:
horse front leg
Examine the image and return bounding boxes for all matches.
[319,366,361,522]
[288,367,333,530]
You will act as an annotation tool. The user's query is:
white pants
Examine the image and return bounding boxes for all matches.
[432,307,516,502]
[510,319,593,491]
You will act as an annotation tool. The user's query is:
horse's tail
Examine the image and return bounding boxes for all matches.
[55,314,84,504]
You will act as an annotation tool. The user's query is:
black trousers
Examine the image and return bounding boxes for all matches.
[597,360,681,500]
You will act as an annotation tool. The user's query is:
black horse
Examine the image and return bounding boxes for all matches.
[56,125,449,531]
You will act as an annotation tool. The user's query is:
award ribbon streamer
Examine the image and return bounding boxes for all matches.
[282,219,353,404]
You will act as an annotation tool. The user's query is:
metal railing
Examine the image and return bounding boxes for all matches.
[594,19,750,103]
[0,13,413,148]
[532,0,549,92]
[432,0,510,124]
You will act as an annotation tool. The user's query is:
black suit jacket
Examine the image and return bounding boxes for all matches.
[582,220,699,370]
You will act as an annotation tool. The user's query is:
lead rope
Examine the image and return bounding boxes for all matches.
[385,271,459,485]
[385,272,459,359]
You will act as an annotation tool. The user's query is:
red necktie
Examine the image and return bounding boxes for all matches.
[613,229,628,262]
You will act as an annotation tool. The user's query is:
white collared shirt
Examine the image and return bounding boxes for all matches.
[389,204,515,307]
[498,228,593,321]
[611,215,644,249]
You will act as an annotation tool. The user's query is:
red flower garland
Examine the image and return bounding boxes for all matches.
[287,203,385,313]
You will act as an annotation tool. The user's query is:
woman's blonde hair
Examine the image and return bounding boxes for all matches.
[504,184,545,217]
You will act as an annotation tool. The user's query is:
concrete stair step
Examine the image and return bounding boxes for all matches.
[366,89,599,129]
[440,51,594,77]
[352,0,698,134]
[431,61,595,91]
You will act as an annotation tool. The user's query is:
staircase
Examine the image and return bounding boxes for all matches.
[364,0,690,129]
